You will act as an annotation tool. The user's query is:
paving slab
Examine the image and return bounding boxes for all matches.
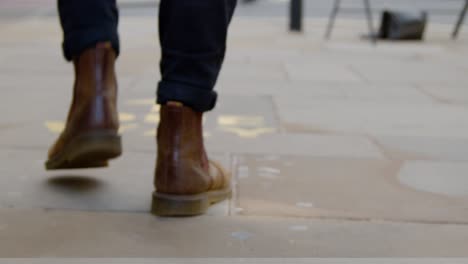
[218,62,288,83]
[0,18,60,46]
[0,94,282,154]
[234,154,468,223]
[116,45,159,77]
[351,60,468,83]
[274,83,434,107]
[1,209,468,257]
[285,62,363,82]
[217,79,288,96]
[0,73,135,126]
[205,133,384,158]
[398,161,468,198]
[324,42,448,57]
[416,84,468,104]
[0,148,231,215]
[118,94,281,151]
[8,93,379,158]
[374,135,468,161]
[0,49,68,74]
[0,126,384,162]
[278,102,468,138]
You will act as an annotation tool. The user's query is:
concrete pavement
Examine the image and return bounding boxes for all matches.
[0,10,468,257]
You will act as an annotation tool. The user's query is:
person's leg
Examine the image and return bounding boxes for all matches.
[153,0,237,216]
[157,0,237,112]
[59,0,120,61]
[46,0,121,170]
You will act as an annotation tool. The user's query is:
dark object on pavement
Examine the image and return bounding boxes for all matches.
[290,0,303,32]
[46,43,122,170]
[378,10,428,40]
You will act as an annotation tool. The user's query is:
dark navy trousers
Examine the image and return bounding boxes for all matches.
[58,0,237,112]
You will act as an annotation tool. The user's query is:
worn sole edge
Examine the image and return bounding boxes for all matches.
[151,188,232,217]
[45,132,122,170]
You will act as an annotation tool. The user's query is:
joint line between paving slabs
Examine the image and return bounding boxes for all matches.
[229,153,240,217]
[410,82,450,104]
[365,134,394,160]
[269,94,285,134]
[348,64,370,83]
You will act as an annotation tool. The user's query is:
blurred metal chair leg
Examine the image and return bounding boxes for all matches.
[325,0,376,43]
[452,0,468,39]
[325,0,341,39]
[364,0,377,43]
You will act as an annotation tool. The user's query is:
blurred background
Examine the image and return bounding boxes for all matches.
[1,0,466,22]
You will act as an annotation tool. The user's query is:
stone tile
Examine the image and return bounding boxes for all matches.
[218,62,288,83]
[0,19,60,46]
[118,95,280,152]
[234,155,468,223]
[228,18,286,38]
[417,84,468,104]
[325,42,448,57]
[208,95,279,132]
[0,95,280,152]
[279,102,468,137]
[123,74,159,95]
[285,62,363,82]
[0,70,134,92]
[1,15,468,258]
[351,61,468,83]
[119,94,280,151]
[374,135,468,161]
[274,83,434,107]
[0,125,383,160]
[298,43,429,66]
[0,74,135,126]
[217,80,288,96]
[116,46,159,77]
[273,83,345,101]
[398,161,468,197]
[0,87,114,145]
[335,84,432,103]
[243,49,304,64]
[2,209,468,257]
[0,148,230,215]
[0,49,68,74]
[205,133,383,158]
[0,72,73,92]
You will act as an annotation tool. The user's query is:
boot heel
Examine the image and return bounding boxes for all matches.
[46,131,122,170]
[151,188,232,217]
[151,192,210,217]
[68,133,122,162]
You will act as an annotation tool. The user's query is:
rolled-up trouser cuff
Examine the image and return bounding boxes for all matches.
[62,25,119,61]
[157,81,218,112]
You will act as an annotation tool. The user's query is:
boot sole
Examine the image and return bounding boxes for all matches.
[46,131,122,170]
[151,188,232,217]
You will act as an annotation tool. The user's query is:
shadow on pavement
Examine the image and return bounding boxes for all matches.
[46,175,104,193]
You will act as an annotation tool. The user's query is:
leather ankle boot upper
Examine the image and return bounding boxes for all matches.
[155,103,230,195]
[48,43,119,159]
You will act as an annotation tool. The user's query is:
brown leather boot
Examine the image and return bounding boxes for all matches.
[152,102,231,216]
[46,43,122,170]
